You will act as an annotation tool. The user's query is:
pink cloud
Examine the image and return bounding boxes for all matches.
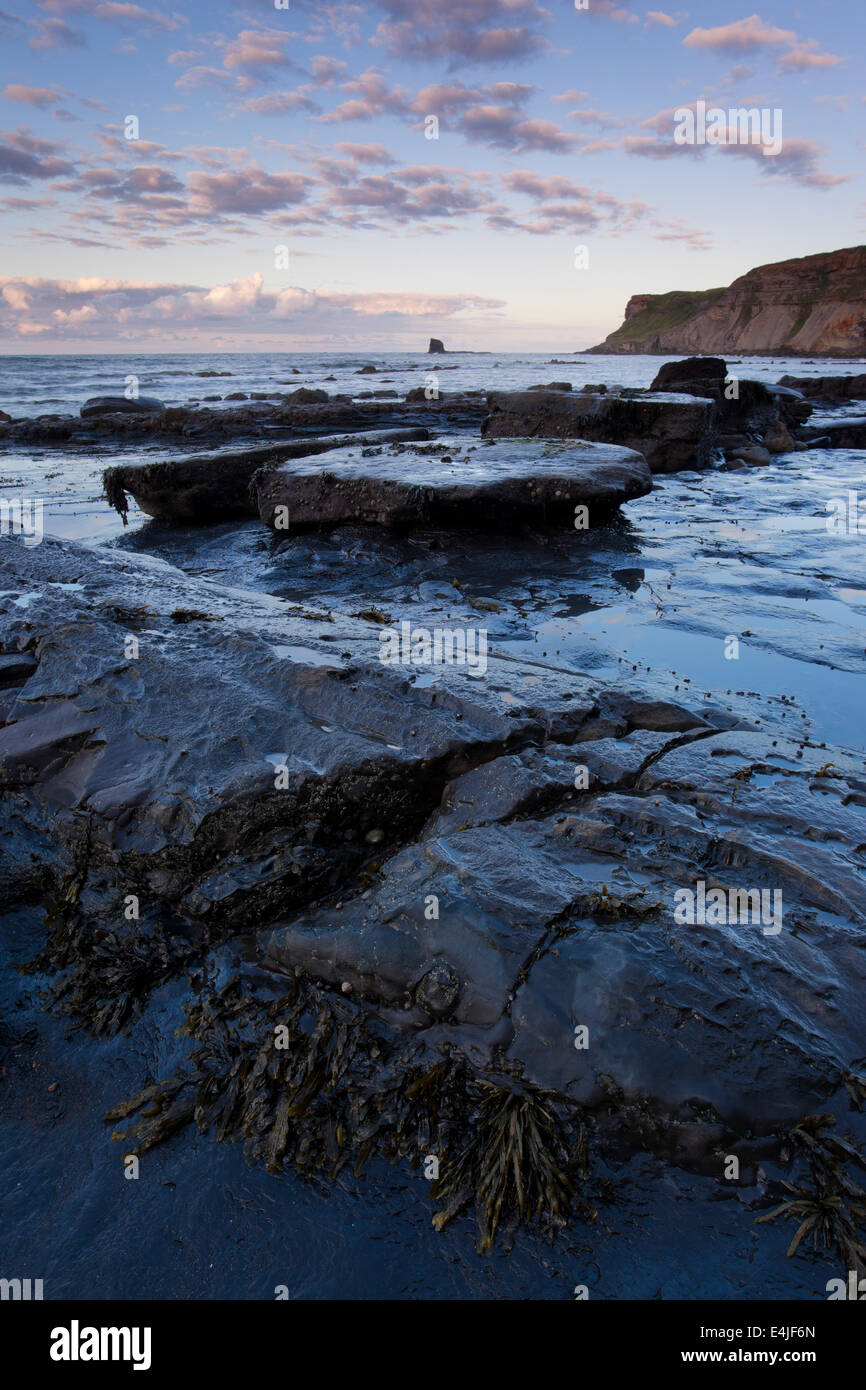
[776,44,843,74]
[683,14,796,52]
[2,85,64,108]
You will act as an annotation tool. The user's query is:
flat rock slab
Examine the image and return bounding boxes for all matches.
[255,436,652,533]
[482,390,715,473]
[103,427,430,523]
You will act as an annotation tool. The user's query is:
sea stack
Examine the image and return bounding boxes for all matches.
[428,337,445,353]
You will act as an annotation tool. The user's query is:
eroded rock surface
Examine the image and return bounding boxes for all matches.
[103,428,430,524]
[255,436,652,532]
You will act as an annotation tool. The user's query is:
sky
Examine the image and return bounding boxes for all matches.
[0,0,862,352]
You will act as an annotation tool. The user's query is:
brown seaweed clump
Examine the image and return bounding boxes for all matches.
[756,1114,866,1275]
[107,972,590,1253]
[24,871,199,1035]
[430,1078,583,1252]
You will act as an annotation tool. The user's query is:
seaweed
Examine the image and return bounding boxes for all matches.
[107,972,590,1253]
[756,1113,866,1275]
[25,871,200,1035]
[430,1077,584,1253]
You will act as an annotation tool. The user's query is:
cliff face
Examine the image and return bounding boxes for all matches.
[589,246,866,357]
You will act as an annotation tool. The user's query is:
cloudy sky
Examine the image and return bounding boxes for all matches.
[0,0,862,352]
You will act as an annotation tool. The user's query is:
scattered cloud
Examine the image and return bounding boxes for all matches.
[683,15,797,53]
[30,16,86,48]
[682,13,842,75]
[2,85,65,109]
[0,272,506,344]
[371,0,552,65]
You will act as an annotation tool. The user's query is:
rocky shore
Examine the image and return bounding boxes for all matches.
[2,354,866,1274]
[96,357,832,529]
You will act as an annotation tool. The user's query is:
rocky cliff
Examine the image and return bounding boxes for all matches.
[588,245,866,357]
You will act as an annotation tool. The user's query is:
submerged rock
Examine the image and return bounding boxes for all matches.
[254,435,652,532]
[482,389,715,473]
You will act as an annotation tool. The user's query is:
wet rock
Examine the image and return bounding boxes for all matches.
[266,727,866,1135]
[779,373,866,402]
[405,387,442,403]
[415,961,461,1017]
[284,388,329,404]
[797,418,866,449]
[482,389,714,473]
[103,427,431,523]
[356,365,377,374]
[80,395,165,418]
[529,382,572,392]
[255,436,652,533]
[729,444,772,467]
[762,420,796,454]
[649,357,799,435]
[5,532,866,1246]
[651,357,727,389]
[0,536,545,931]
[621,698,709,733]
[765,383,813,426]
[0,652,38,688]
[3,395,488,449]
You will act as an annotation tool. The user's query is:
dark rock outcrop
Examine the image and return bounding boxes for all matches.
[81,395,165,417]
[428,338,446,353]
[1,396,488,450]
[778,373,866,402]
[3,535,866,1255]
[797,417,866,449]
[649,356,811,438]
[482,389,715,473]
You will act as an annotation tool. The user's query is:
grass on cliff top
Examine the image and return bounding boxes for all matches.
[597,287,727,348]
